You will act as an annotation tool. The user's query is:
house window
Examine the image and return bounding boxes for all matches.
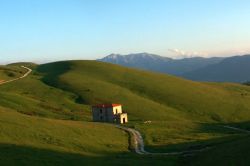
[100,109,102,114]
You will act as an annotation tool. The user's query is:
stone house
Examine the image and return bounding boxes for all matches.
[92,104,128,124]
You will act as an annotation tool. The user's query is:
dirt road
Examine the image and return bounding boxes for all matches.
[116,124,250,155]
[0,66,32,85]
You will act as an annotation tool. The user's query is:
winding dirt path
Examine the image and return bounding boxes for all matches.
[222,125,250,134]
[0,66,32,85]
[116,124,250,155]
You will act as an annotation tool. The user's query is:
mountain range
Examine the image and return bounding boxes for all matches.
[98,53,250,83]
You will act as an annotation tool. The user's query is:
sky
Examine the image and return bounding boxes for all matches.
[1,0,250,63]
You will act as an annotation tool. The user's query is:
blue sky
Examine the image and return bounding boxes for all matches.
[1,0,250,63]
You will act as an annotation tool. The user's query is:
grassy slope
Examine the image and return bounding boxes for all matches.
[0,107,177,166]
[0,108,128,155]
[0,71,91,121]
[1,61,250,165]
[0,63,176,165]
[38,60,250,122]
[180,134,250,166]
[36,61,250,154]
[0,65,27,81]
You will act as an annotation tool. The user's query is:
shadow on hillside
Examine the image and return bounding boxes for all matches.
[36,61,72,87]
[0,143,174,166]
[179,134,250,166]
[145,133,241,153]
[143,122,250,165]
[1,122,250,166]
[222,121,250,130]
[36,61,87,105]
[144,122,250,153]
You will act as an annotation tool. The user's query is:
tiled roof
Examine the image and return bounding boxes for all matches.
[93,104,122,108]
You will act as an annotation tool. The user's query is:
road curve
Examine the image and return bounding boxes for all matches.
[0,66,32,85]
[116,125,212,155]
[222,125,250,134]
[116,124,250,155]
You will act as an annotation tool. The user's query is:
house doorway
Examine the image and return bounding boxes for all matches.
[123,118,126,124]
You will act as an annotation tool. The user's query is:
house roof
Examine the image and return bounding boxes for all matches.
[93,104,122,108]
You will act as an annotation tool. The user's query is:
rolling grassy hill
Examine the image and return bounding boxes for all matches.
[0,67,90,121]
[1,60,250,165]
[1,107,176,166]
[37,60,250,123]
[36,61,250,152]
[0,63,176,165]
[181,134,250,166]
[0,65,26,81]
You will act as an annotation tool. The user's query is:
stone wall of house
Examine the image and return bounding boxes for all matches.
[92,105,128,124]
[119,113,128,124]
[112,106,122,115]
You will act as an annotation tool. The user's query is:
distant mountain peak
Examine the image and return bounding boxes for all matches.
[98,53,225,76]
[106,53,121,59]
[101,53,172,62]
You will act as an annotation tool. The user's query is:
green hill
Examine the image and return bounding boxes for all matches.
[181,135,250,166]
[36,61,250,151]
[38,60,250,122]
[0,65,26,81]
[1,107,175,166]
[1,60,250,165]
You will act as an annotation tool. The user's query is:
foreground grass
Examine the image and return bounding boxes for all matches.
[134,121,245,152]
[0,108,128,155]
[180,134,250,166]
[0,107,177,166]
